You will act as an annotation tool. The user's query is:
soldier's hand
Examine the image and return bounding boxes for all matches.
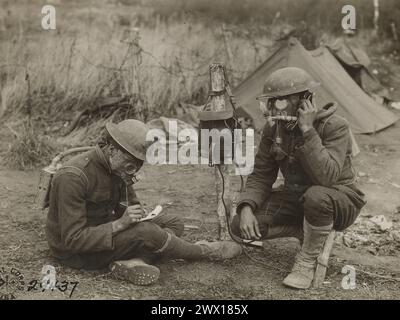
[239,206,262,240]
[125,204,146,218]
[112,205,145,233]
[298,96,317,133]
[121,204,145,224]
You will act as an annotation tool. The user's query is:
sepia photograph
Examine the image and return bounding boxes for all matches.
[1,0,400,306]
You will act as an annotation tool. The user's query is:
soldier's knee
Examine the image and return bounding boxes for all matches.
[230,215,241,237]
[132,221,159,235]
[129,222,167,251]
[164,214,184,237]
[302,186,334,225]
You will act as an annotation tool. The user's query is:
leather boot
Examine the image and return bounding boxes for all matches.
[110,258,160,286]
[282,219,332,289]
[195,240,243,261]
[157,233,242,261]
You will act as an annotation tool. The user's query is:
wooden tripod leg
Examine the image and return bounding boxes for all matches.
[312,230,336,288]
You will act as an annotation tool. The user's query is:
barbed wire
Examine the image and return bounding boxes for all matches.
[1,33,259,88]
[72,48,131,72]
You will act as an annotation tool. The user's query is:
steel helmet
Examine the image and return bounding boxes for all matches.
[260,67,320,98]
[105,119,149,161]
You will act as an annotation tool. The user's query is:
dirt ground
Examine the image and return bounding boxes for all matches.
[1,109,400,300]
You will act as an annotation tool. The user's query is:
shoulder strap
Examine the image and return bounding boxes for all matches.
[57,166,90,192]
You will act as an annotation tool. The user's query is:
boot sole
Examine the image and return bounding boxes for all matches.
[110,262,160,286]
[282,277,311,290]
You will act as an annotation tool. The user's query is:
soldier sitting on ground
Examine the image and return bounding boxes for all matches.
[231,67,366,289]
[45,119,242,286]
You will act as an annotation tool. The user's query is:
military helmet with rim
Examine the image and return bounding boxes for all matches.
[259,67,320,99]
[105,119,149,161]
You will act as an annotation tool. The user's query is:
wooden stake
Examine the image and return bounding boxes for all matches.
[209,63,232,240]
[122,27,143,119]
[391,22,398,42]
[313,230,336,288]
[131,28,142,101]
[372,0,380,37]
[209,63,226,112]
[215,165,231,240]
[221,24,235,86]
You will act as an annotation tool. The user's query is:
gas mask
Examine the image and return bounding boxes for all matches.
[120,162,140,186]
[258,96,299,132]
[259,97,298,152]
[258,92,314,133]
[257,92,312,160]
[110,150,142,186]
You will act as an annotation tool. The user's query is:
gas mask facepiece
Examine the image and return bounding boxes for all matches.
[110,150,143,186]
[258,92,312,161]
[120,162,140,186]
[258,91,313,140]
[258,97,299,133]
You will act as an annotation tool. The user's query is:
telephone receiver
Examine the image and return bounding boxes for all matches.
[303,91,313,102]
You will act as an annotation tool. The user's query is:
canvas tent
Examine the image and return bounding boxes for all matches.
[233,38,398,134]
[326,37,391,101]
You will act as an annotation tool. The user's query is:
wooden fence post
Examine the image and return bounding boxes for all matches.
[209,63,232,241]
[391,22,398,42]
[221,24,235,85]
[372,0,380,37]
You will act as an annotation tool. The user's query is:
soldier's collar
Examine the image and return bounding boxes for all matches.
[95,145,112,174]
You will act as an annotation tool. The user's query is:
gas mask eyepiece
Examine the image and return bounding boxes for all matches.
[257,96,298,123]
[122,163,140,185]
[274,98,288,110]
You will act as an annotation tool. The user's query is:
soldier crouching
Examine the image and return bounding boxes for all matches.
[230,67,366,289]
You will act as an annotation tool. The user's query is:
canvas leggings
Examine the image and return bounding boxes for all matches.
[231,185,362,239]
[60,213,184,270]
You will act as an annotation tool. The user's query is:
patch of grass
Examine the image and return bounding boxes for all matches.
[1,0,399,145]
[0,1,277,139]
[3,121,56,170]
